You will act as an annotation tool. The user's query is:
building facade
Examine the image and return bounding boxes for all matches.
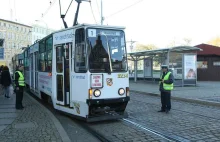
[0,18,32,66]
[31,24,55,44]
[195,43,220,81]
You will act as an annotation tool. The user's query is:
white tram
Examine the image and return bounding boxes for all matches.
[14,24,130,122]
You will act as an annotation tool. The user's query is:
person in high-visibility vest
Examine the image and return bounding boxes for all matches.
[14,65,25,110]
[158,65,174,113]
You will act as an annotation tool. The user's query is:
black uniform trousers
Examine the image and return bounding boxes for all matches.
[160,91,171,111]
[16,86,24,109]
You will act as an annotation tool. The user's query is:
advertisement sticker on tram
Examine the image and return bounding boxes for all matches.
[91,74,102,88]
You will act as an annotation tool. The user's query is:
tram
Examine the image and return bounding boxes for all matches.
[13,24,130,122]
[11,53,24,76]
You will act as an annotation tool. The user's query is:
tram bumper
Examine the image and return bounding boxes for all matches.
[86,97,130,122]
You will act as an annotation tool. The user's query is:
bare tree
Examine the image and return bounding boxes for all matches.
[134,44,158,52]
[207,36,220,47]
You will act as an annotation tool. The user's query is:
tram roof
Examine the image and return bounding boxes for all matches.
[127,46,202,58]
[53,23,126,34]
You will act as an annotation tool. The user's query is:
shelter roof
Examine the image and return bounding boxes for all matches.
[127,46,202,58]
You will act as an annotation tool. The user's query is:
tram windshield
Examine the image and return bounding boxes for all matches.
[87,29,127,73]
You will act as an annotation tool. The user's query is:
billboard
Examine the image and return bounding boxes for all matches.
[184,54,197,79]
[0,48,4,60]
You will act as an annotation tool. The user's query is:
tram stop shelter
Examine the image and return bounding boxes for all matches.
[127,46,202,86]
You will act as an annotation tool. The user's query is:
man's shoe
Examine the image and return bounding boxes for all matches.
[158,110,165,112]
[165,109,170,113]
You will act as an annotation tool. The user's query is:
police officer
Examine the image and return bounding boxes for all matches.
[158,65,174,113]
[15,65,25,110]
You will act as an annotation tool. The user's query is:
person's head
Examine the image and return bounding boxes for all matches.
[18,65,24,71]
[161,65,168,72]
[96,35,102,44]
[3,66,9,71]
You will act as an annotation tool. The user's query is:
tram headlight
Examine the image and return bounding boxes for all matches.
[93,89,101,97]
[118,88,125,96]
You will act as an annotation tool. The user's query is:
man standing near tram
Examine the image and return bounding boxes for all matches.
[158,65,174,113]
[14,65,25,110]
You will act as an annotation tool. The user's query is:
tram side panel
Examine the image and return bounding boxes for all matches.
[38,72,52,96]
[71,72,90,118]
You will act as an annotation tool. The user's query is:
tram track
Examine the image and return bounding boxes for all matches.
[122,118,184,142]
[27,90,182,141]
[28,89,217,142]
[26,90,111,142]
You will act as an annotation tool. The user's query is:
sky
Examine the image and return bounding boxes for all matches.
[1,0,220,51]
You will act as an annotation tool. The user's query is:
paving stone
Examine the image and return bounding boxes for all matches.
[0,118,14,125]
[0,94,63,141]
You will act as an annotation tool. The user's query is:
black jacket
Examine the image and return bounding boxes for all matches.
[159,71,174,92]
[1,70,12,87]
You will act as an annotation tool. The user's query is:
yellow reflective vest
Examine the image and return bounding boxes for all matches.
[159,72,173,91]
[15,71,25,87]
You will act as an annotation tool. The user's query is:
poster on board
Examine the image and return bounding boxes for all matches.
[184,54,197,79]
[144,58,152,77]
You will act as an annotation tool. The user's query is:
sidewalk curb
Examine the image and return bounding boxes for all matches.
[26,93,71,142]
[131,90,220,107]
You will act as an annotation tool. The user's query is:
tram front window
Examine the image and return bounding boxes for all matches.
[87,29,127,73]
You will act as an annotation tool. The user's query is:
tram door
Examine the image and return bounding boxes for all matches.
[55,43,72,106]
[35,52,38,91]
[30,54,34,89]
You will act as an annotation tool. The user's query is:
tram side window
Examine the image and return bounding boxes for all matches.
[24,50,29,71]
[56,46,63,73]
[75,28,87,73]
[46,37,52,72]
[39,40,46,72]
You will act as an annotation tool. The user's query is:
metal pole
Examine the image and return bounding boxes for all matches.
[134,56,137,82]
[73,1,81,26]
[101,0,103,25]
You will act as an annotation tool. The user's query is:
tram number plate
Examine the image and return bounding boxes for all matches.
[118,74,128,78]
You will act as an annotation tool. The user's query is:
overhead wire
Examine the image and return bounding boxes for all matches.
[105,0,144,19]
[41,0,57,19]
[90,1,97,24]
[95,0,101,16]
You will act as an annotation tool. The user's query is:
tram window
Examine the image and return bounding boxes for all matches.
[39,53,46,71]
[47,50,52,71]
[46,37,52,50]
[46,37,53,72]
[24,50,29,70]
[39,40,46,52]
[56,46,63,73]
[39,39,48,72]
[75,28,87,73]
[75,44,86,72]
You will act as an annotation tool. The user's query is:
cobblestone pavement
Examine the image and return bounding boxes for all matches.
[126,92,220,141]
[0,93,63,142]
[87,120,169,142]
[54,112,100,142]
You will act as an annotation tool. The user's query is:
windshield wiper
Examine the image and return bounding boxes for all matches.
[106,40,112,74]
